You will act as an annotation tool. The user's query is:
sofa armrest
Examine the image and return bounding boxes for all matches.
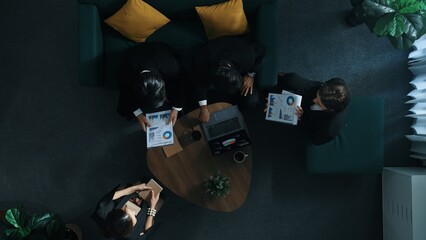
[78,3,104,86]
[254,0,278,89]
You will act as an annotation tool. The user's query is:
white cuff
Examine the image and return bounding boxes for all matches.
[133,108,143,117]
[198,100,207,106]
[172,107,183,112]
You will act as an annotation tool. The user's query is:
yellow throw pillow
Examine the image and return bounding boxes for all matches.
[104,0,170,42]
[195,0,249,40]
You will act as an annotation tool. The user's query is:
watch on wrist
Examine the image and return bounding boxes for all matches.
[247,72,256,78]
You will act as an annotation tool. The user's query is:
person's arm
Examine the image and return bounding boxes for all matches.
[168,107,181,125]
[191,44,211,122]
[134,110,151,132]
[143,190,160,231]
[298,112,335,145]
[239,40,265,96]
[163,71,185,126]
[250,42,266,74]
[276,72,318,95]
[112,183,152,200]
[198,104,210,123]
[192,69,210,122]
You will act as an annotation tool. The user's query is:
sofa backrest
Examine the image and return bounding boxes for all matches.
[78,0,277,89]
[78,0,267,21]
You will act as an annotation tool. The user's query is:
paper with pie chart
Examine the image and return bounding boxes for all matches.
[265,91,302,125]
[146,110,174,148]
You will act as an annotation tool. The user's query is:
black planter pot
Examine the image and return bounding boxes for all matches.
[345,7,366,27]
[64,224,83,240]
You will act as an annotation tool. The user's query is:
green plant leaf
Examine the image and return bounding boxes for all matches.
[373,11,426,38]
[403,13,426,38]
[398,0,426,14]
[397,0,426,13]
[5,209,23,228]
[27,213,53,230]
[388,32,417,49]
[4,227,31,240]
[363,0,396,16]
[374,12,397,36]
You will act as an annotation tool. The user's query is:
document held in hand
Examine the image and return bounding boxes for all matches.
[265,90,302,125]
[146,110,174,148]
[138,179,163,200]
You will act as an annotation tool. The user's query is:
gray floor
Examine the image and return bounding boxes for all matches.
[0,0,415,239]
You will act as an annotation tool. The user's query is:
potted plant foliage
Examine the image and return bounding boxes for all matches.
[346,0,426,49]
[203,171,231,199]
[0,207,80,240]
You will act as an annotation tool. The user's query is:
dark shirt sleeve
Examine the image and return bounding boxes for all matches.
[298,112,335,145]
[117,53,143,118]
[191,47,211,102]
[249,42,266,74]
[152,43,185,109]
[91,185,121,230]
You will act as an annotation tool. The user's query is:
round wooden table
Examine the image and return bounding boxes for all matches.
[146,102,252,212]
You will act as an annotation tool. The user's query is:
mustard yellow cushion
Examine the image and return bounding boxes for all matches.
[104,0,170,42]
[195,0,248,40]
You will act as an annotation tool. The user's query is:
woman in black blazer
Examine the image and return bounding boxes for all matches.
[271,72,351,145]
[92,182,161,240]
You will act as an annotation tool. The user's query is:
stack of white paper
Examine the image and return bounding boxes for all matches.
[411,118,426,135]
[406,35,426,161]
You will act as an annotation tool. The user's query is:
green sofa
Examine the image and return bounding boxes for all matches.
[305,96,384,174]
[78,0,278,90]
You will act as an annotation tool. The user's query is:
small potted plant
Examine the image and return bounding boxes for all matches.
[203,171,231,199]
[0,207,81,240]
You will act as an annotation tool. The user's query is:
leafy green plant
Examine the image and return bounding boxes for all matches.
[0,207,66,240]
[348,0,426,49]
[203,171,231,199]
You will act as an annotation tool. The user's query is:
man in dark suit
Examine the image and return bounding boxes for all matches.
[270,72,351,145]
[117,42,185,131]
[191,35,266,122]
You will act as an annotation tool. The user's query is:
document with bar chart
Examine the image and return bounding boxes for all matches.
[146,110,174,148]
[265,91,302,125]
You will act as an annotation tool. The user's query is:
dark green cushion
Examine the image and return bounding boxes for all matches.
[306,96,384,174]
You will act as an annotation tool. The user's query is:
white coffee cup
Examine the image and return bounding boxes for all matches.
[233,151,248,163]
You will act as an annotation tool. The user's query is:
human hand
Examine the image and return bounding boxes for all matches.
[295,106,303,119]
[147,190,160,209]
[198,106,210,123]
[264,97,269,112]
[240,76,254,96]
[133,183,152,192]
[168,109,178,126]
[137,114,151,132]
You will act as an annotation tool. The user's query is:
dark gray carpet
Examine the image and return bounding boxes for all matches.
[0,0,415,239]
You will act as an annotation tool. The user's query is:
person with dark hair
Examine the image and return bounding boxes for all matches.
[117,42,185,131]
[92,182,161,240]
[191,35,266,122]
[267,72,351,145]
